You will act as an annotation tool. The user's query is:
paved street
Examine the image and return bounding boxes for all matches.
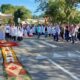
[14,38,80,80]
[0,38,80,80]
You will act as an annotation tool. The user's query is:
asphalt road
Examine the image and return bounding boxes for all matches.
[12,38,80,80]
[0,36,80,80]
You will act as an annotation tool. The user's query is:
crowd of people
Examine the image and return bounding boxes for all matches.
[5,24,23,41]
[5,23,80,43]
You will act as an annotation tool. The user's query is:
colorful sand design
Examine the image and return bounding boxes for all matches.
[0,40,31,80]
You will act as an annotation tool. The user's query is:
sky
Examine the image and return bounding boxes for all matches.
[0,0,41,15]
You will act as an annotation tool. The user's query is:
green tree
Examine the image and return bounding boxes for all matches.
[1,4,15,14]
[0,4,32,25]
[35,0,80,24]
[14,6,32,25]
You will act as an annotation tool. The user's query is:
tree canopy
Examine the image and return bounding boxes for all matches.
[35,0,80,24]
[0,4,32,24]
[1,4,15,14]
[14,6,32,25]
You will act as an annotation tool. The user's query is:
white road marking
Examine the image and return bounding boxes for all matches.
[36,54,80,80]
[68,52,80,58]
[48,59,80,80]
[53,52,80,58]
[53,53,66,58]
[20,42,36,50]
[21,45,34,50]
[20,42,31,47]
[40,41,58,48]
[30,40,45,47]
[76,51,80,54]
[36,54,47,60]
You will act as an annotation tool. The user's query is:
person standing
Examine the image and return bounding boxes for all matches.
[13,26,18,41]
[47,25,52,37]
[37,24,41,39]
[52,26,56,41]
[78,26,80,41]
[60,26,64,40]
[26,24,30,36]
[65,26,69,42]
[10,24,15,40]
[23,28,27,38]
[10,24,17,41]
[32,24,36,35]
[45,25,48,38]
[17,27,23,41]
[75,25,79,40]
[29,27,33,37]
[41,24,45,35]
[5,24,10,40]
[70,25,76,44]
[55,24,60,41]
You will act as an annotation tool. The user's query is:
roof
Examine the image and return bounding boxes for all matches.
[0,12,13,18]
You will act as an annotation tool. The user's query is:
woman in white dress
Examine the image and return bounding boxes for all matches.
[17,27,23,41]
[23,28,27,38]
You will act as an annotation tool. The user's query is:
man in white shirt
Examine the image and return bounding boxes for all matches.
[26,25,30,36]
[37,24,42,39]
[32,25,36,35]
[52,26,56,40]
[17,27,23,41]
[13,26,18,41]
[55,24,61,41]
[29,27,33,37]
[71,25,76,43]
[75,25,79,40]
[5,24,10,40]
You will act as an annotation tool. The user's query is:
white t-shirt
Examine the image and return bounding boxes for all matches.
[29,29,33,36]
[47,26,52,34]
[17,28,23,37]
[10,26,18,36]
[32,26,36,33]
[23,29,27,36]
[75,26,79,33]
[10,27,14,36]
[5,25,10,33]
[55,25,61,35]
[27,26,30,32]
[52,27,56,35]
[13,27,18,36]
[41,26,45,33]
